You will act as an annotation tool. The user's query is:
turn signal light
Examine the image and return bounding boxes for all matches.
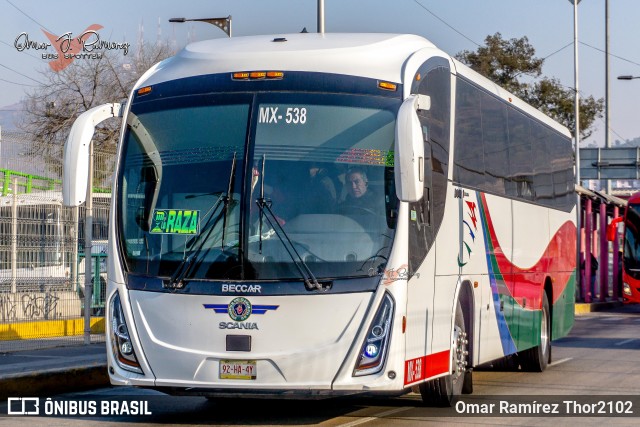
[232,71,285,80]
[378,81,397,91]
[137,86,152,96]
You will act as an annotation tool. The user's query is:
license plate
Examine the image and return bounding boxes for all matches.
[219,360,257,380]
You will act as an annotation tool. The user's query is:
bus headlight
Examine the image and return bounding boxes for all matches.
[353,292,394,377]
[623,282,632,296]
[110,292,143,374]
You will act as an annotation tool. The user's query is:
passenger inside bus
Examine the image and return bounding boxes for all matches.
[303,162,338,214]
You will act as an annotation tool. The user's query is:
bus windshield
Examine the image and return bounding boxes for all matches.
[117,92,399,282]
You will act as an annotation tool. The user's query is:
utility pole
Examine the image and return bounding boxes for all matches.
[318,0,325,34]
[605,0,611,194]
[571,0,582,298]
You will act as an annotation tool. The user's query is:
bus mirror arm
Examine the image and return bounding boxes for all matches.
[607,216,623,242]
[394,94,426,203]
[62,103,122,207]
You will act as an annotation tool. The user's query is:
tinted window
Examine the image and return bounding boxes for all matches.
[453,77,574,212]
[453,79,484,187]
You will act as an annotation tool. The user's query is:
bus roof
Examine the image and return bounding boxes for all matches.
[138,33,436,88]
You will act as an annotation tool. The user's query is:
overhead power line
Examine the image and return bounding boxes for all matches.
[413,0,480,47]
[0,77,36,87]
[0,63,43,85]
[580,41,640,69]
[4,0,53,33]
[0,40,41,61]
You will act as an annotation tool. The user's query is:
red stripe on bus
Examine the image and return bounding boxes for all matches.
[403,350,450,385]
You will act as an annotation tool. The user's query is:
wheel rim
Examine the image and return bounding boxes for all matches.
[452,325,468,385]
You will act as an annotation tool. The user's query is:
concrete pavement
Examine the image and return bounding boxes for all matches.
[0,343,108,399]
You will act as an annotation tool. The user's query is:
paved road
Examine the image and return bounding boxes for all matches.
[2,304,639,426]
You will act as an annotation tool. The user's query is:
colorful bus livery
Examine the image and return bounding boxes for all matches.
[62,33,576,405]
[475,192,576,358]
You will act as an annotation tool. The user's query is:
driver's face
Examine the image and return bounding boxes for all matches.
[347,172,367,198]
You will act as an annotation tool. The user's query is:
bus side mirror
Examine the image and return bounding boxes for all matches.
[395,94,429,202]
[607,216,623,242]
[63,103,121,207]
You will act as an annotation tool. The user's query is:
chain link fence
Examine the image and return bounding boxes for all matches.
[0,131,114,351]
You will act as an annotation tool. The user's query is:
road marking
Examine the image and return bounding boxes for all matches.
[615,338,638,346]
[337,406,412,427]
[601,317,625,322]
[549,357,572,367]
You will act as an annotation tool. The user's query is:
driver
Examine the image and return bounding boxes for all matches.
[341,167,378,211]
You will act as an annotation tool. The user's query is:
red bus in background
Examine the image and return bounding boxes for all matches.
[609,191,640,303]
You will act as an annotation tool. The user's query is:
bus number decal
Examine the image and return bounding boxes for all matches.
[258,106,307,124]
[405,357,424,384]
[404,351,450,385]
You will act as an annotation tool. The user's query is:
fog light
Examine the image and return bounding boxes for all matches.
[623,282,632,296]
[365,344,379,358]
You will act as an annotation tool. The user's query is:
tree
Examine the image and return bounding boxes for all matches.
[19,42,174,179]
[456,32,603,140]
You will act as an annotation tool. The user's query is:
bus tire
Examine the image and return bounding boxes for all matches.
[519,292,550,372]
[419,303,468,406]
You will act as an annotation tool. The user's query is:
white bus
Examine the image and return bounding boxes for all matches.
[63,33,576,405]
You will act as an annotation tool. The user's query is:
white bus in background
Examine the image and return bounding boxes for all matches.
[63,33,576,405]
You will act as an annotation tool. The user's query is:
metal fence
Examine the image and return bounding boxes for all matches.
[0,131,113,351]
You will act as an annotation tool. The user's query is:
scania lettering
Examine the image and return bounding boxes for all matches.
[63,33,576,405]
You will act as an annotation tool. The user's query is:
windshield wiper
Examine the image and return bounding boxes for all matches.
[256,155,323,291]
[220,152,237,248]
[167,153,237,289]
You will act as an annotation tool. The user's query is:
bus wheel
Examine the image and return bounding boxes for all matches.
[519,292,550,372]
[419,303,468,406]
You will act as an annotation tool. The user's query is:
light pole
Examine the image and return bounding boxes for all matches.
[169,16,232,37]
[605,0,611,194]
[318,0,325,34]
[569,0,582,300]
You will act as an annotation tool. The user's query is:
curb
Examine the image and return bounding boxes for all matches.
[575,300,623,315]
[0,317,105,341]
[0,364,109,400]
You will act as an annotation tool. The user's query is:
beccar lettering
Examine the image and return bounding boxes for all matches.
[222,284,262,293]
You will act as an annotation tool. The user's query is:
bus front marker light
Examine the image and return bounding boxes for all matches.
[623,282,632,296]
[387,371,396,380]
[353,293,394,376]
[110,292,143,374]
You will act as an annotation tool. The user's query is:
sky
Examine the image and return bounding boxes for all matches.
[1,0,640,147]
